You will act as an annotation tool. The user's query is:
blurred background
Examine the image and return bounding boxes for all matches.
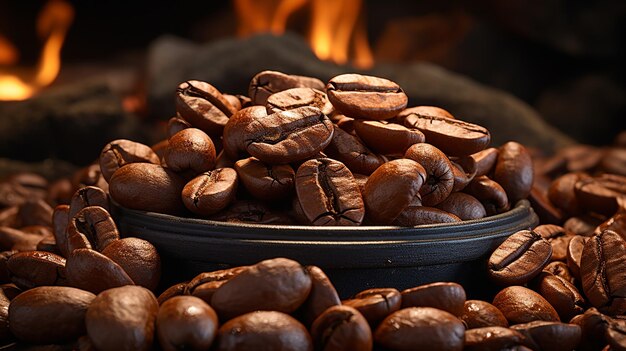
[0,0,625,172]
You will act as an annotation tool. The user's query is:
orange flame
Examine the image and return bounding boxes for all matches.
[233,0,373,68]
[0,0,74,101]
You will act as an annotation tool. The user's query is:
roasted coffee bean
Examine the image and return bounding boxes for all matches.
[99,139,160,182]
[460,300,509,329]
[324,127,386,175]
[300,266,341,326]
[182,168,238,216]
[606,318,626,351]
[295,158,365,226]
[392,205,461,226]
[109,163,186,215]
[374,307,465,351]
[492,286,560,324]
[86,285,158,351]
[249,70,324,106]
[468,147,499,177]
[73,164,109,194]
[353,120,424,155]
[223,94,243,111]
[401,282,466,316]
[333,114,356,134]
[66,248,134,294]
[326,74,407,120]
[596,213,626,239]
[175,80,237,136]
[575,174,626,216]
[543,261,575,284]
[464,175,510,215]
[566,235,587,280]
[581,230,626,315]
[511,321,581,351]
[463,326,528,351]
[404,143,454,206]
[565,214,605,236]
[310,305,372,351]
[9,286,95,344]
[560,144,604,172]
[18,198,53,227]
[400,106,490,156]
[534,224,575,262]
[223,106,268,159]
[243,106,333,164]
[67,206,119,253]
[535,272,585,321]
[342,288,401,328]
[266,87,333,115]
[529,183,565,225]
[7,251,66,289]
[494,142,534,204]
[488,230,552,285]
[211,258,311,320]
[210,200,295,224]
[363,159,426,224]
[185,266,248,299]
[234,158,294,201]
[101,238,161,291]
[548,172,590,216]
[396,105,455,123]
[449,159,476,192]
[0,226,43,252]
[158,283,187,305]
[167,116,191,138]
[216,311,313,351]
[156,296,218,351]
[52,205,70,258]
[0,251,16,283]
[68,186,109,220]
[570,308,610,351]
[164,128,217,174]
[435,192,486,220]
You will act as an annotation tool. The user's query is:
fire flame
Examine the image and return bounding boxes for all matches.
[0,0,74,101]
[234,0,373,69]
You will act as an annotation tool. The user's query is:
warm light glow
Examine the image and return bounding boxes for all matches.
[0,0,74,101]
[233,0,374,69]
[0,35,18,65]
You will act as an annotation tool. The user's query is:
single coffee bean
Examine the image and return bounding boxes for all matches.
[404,143,454,206]
[211,258,312,320]
[182,168,238,216]
[249,70,324,106]
[164,128,217,174]
[300,266,341,326]
[343,288,402,327]
[156,296,218,351]
[266,87,333,115]
[435,192,486,220]
[7,251,67,289]
[353,120,425,155]
[374,307,465,351]
[157,283,187,305]
[235,158,294,201]
[534,224,575,262]
[460,300,508,329]
[324,126,386,175]
[492,286,560,324]
[581,230,626,315]
[65,248,134,294]
[68,186,109,220]
[223,106,268,159]
[86,285,158,351]
[488,230,552,285]
[392,205,462,226]
[400,106,490,156]
[494,142,534,204]
[535,272,585,321]
[52,205,70,258]
[243,106,334,164]
[468,147,499,177]
[396,106,455,124]
[363,159,426,224]
[310,305,372,351]
[401,282,466,316]
[463,326,528,351]
[109,163,186,215]
[210,200,295,224]
[167,116,191,138]
[566,235,587,280]
[9,286,95,344]
[543,261,575,285]
[449,159,476,192]
[67,206,119,253]
[101,237,161,291]
[216,311,313,351]
[175,80,237,136]
[570,307,610,351]
[464,175,510,215]
[295,158,365,226]
[510,321,581,351]
[548,172,590,216]
[326,74,407,120]
[99,139,160,182]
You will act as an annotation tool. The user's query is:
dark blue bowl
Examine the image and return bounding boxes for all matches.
[113,200,538,298]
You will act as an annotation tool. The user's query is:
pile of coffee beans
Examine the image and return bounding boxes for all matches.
[105,71,534,226]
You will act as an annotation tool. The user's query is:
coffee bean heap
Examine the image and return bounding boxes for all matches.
[107,71,534,226]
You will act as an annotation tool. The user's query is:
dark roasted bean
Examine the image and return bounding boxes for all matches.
[488,230,552,285]
[181,168,238,216]
[492,286,560,324]
[175,80,237,136]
